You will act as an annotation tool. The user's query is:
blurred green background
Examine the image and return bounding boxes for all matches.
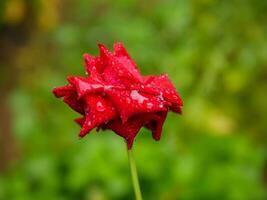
[0,0,267,199]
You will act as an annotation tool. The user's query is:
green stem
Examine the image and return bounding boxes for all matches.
[127,145,143,200]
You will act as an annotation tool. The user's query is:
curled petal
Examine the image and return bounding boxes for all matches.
[97,43,112,73]
[79,95,118,137]
[67,76,104,98]
[75,116,86,127]
[113,42,131,59]
[52,85,84,114]
[145,111,168,141]
[143,74,183,112]
[83,53,96,74]
[113,43,142,81]
[52,85,73,97]
[106,89,167,123]
[105,112,166,149]
[98,43,111,61]
[102,43,143,86]
[63,92,84,114]
[104,118,143,149]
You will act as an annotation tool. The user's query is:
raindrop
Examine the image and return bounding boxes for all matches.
[91,84,103,90]
[130,90,147,103]
[147,102,153,109]
[96,101,105,112]
[104,86,112,91]
[158,92,164,101]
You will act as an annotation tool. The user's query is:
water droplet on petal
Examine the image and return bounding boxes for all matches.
[147,102,153,109]
[96,101,105,112]
[104,86,112,91]
[130,90,147,103]
[158,92,164,101]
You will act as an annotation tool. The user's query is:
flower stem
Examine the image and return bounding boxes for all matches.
[127,145,143,200]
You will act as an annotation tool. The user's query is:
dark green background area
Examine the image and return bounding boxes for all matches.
[0,0,267,199]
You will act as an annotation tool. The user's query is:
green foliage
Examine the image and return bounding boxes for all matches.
[1,0,267,199]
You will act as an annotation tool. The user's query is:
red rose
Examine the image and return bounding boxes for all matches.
[52,43,183,149]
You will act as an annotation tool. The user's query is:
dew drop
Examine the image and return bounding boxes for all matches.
[147,102,153,109]
[158,92,164,101]
[130,90,147,103]
[104,86,112,91]
[96,101,105,112]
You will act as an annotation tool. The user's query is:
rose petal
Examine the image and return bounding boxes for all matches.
[52,85,73,97]
[79,95,118,137]
[75,116,86,127]
[143,74,183,112]
[83,53,96,74]
[67,76,104,98]
[113,42,142,82]
[104,118,143,149]
[105,89,167,123]
[105,112,166,149]
[62,91,84,114]
[144,111,168,141]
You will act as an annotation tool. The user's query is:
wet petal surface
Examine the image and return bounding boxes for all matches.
[52,42,183,149]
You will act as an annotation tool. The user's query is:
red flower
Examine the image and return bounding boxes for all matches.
[52,43,183,149]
